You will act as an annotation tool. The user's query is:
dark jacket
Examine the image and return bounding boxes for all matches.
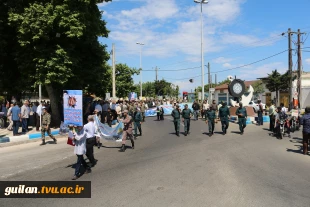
[219,106,230,118]
[192,103,200,110]
[236,107,247,118]
[171,109,181,119]
[206,110,216,120]
[301,113,310,134]
[133,111,142,122]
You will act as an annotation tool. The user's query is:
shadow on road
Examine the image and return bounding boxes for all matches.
[290,137,302,143]
[286,147,303,155]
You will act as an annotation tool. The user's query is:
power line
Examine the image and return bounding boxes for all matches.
[164,49,288,80]
[142,66,200,72]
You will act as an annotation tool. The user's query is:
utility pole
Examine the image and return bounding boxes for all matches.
[288,28,293,110]
[297,29,304,109]
[112,43,116,98]
[208,62,210,102]
[215,74,217,85]
[208,62,211,89]
[155,66,158,82]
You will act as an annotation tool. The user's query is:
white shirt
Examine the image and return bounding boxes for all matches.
[21,105,29,118]
[281,107,287,113]
[72,130,87,155]
[27,106,31,116]
[7,107,13,116]
[203,103,210,110]
[84,122,96,138]
[36,104,42,116]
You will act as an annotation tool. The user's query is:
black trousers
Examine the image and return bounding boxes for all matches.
[269,115,275,131]
[86,137,96,165]
[36,114,40,131]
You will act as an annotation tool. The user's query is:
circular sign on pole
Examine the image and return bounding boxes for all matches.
[228,79,246,98]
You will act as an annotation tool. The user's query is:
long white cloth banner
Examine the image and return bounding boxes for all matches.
[94,115,123,142]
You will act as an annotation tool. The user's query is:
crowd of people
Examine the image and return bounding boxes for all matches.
[0,100,53,135]
[2,96,310,180]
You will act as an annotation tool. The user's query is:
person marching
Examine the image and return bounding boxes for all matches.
[205,107,216,137]
[40,107,57,145]
[120,110,134,152]
[300,106,310,155]
[156,107,161,121]
[160,107,164,120]
[236,102,247,135]
[171,105,181,137]
[133,107,142,139]
[218,102,230,135]
[71,126,92,180]
[84,115,97,167]
[141,102,146,122]
[182,104,193,136]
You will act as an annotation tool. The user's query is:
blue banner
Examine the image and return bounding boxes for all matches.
[145,103,193,117]
[94,115,124,142]
[63,90,83,126]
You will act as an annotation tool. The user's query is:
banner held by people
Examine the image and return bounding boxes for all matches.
[63,90,83,126]
[94,115,124,142]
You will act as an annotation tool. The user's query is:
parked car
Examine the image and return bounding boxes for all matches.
[249,101,266,112]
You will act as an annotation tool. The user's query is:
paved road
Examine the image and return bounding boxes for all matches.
[1,118,310,207]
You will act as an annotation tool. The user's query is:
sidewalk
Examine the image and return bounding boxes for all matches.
[0,127,60,145]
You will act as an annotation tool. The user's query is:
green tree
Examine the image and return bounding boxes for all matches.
[217,78,231,86]
[113,63,139,98]
[265,70,290,104]
[252,80,265,99]
[8,0,110,125]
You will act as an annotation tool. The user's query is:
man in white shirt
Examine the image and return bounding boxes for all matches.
[36,102,42,131]
[6,103,14,131]
[203,100,210,119]
[21,100,29,133]
[84,115,97,167]
[280,103,287,113]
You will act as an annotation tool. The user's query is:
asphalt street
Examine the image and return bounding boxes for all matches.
[1,117,310,207]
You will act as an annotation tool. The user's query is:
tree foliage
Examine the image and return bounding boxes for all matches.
[265,70,290,104]
[1,0,110,125]
[252,80,265,98]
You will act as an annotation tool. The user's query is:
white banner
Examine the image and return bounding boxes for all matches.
[94,115,124,142]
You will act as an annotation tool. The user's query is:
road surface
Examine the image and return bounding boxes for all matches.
[1,117,310,207]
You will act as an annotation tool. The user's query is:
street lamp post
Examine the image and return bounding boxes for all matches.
[194,0,208,102]
[136,42,144,100]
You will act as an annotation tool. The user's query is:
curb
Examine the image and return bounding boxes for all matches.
[0,130,60,144]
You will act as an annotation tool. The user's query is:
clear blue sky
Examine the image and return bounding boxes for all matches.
[97,0,310,94]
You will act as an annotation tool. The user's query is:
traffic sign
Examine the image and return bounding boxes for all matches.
[209,88,215,93]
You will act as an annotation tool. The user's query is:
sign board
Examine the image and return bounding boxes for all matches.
[198,92,202,100]
[128,92,137,101]
[209,88,215,93]
[106,93,110,100]
[63,90,83,126]
[294,92,298,99]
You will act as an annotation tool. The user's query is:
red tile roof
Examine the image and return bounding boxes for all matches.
[215,80,258,90]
